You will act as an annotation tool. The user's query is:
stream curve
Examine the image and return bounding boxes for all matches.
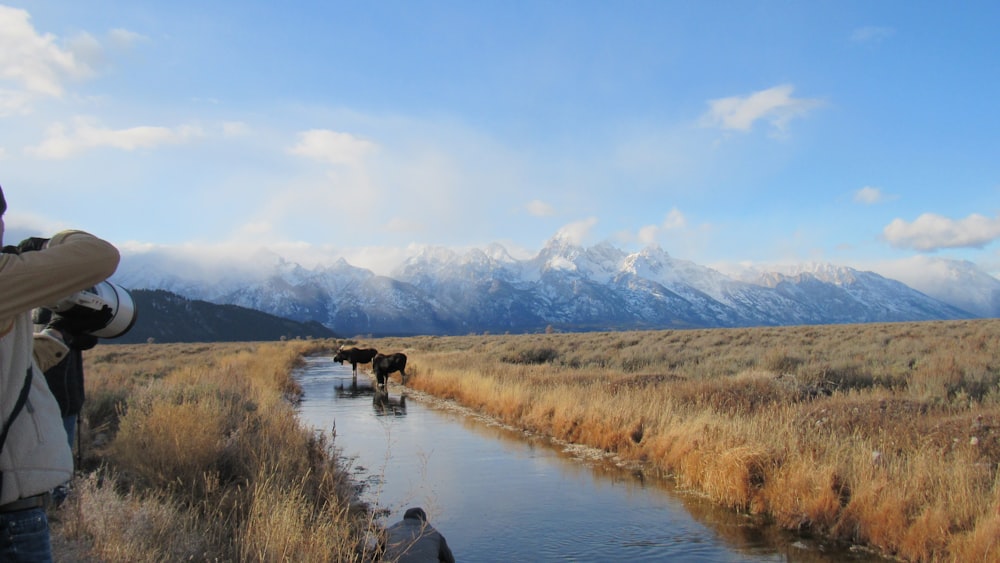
[294,356,885,562]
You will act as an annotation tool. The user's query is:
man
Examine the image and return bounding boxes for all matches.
[33,306,98,508]
[0,185,120,562]
[33,307,95,451]
[384,507,456,563]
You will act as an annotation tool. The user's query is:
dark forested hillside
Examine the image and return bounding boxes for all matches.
[110,289,337,344]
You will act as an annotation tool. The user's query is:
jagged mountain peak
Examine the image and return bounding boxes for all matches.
[625,245,698,276]
[529,238,627,284]
[319,257,375,279]
[636,243,670,259]
[728,261,866,287]
[396,245,501,282]
[779,262,862,285]
[112,240,984,337]
[537,234,583,261]
[482,242,517,263]
[411,245,459,265]
[400,244,518,272]
[622,245,734,297]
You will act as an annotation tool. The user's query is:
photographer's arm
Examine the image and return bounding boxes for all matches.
[0,230,119,320]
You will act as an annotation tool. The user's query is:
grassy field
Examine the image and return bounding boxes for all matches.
[54,339,379,562]
[52,318,1000,561]
[366,319,1000,562]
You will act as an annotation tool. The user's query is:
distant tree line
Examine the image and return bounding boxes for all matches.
[112,289,338,344]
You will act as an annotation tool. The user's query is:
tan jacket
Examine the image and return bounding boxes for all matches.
[0,230,119,503]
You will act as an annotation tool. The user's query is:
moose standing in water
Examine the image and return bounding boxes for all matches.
[333,346,379,380]
[373,352,407,388]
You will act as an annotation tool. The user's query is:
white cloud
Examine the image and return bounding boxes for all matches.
[862,255,1000,317]
[288,129,377,166]
[25,116,204,158]
[116,238,424,278]
[661,208,687,230]
[0,5,93,99]
[1,209,69,239]
[222,121,251,137]
[64,32,104,71]
[638,208,687,245]
[385,216,425,233]
[853,185,893,204]
[241,121,504,249]
[0,88,32,116]
[850,26,895,44]
[108,28,146,49]
[525,199,554,217]
[883,212,1000,251]
[701,84,822,133]
[869,255,966,290]
[234,220,275,238]
[636,225,658,245]
[0,6,142,112]
[554,217,598,245]
[340,244,416,275]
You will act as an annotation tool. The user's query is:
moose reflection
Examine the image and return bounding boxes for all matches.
[373,389,407,416]
[335,378,373,399]
[334,375,408,417]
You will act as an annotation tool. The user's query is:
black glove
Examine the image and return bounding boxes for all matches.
[16,237,49,253]
[63,331,99,351]
[46,317,100,350]
[48,305,114,336]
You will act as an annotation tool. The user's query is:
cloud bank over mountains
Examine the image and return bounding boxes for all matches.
[883,213,1000,252]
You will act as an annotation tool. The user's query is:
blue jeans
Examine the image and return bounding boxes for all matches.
[51,414,79,507]
[63,414,77,450]
[0,507,53,563]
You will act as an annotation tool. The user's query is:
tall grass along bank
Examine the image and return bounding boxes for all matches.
[55,340,379,562]
[368,319,1000,562]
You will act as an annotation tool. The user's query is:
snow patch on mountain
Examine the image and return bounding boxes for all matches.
[111,237,984,337]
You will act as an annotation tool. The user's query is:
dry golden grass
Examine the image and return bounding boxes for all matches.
[55,340,379,562]
[366,319,1000,562]
[53,319,1000,562]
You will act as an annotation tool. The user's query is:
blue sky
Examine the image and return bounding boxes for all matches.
[1,1,998,281]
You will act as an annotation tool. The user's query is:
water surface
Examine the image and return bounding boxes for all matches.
[294,356,885,562]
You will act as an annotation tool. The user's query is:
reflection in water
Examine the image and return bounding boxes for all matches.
[334,375,409,416]
[373,390,407,416]
[335,377,374,398]
[295,356,887,563]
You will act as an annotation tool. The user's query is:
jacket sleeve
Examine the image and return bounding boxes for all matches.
[32,329,70,372]
[0,230,120,321]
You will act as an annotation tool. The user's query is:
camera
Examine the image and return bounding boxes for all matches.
[47,281,138,338]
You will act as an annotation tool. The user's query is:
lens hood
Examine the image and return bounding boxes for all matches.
[49,281,138,338]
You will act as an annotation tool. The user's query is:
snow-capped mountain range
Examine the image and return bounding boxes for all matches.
[111,236,998,337]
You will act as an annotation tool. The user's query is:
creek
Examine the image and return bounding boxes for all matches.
[293,356,886,562]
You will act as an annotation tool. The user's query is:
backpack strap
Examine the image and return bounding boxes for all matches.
[0,367,34,496]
